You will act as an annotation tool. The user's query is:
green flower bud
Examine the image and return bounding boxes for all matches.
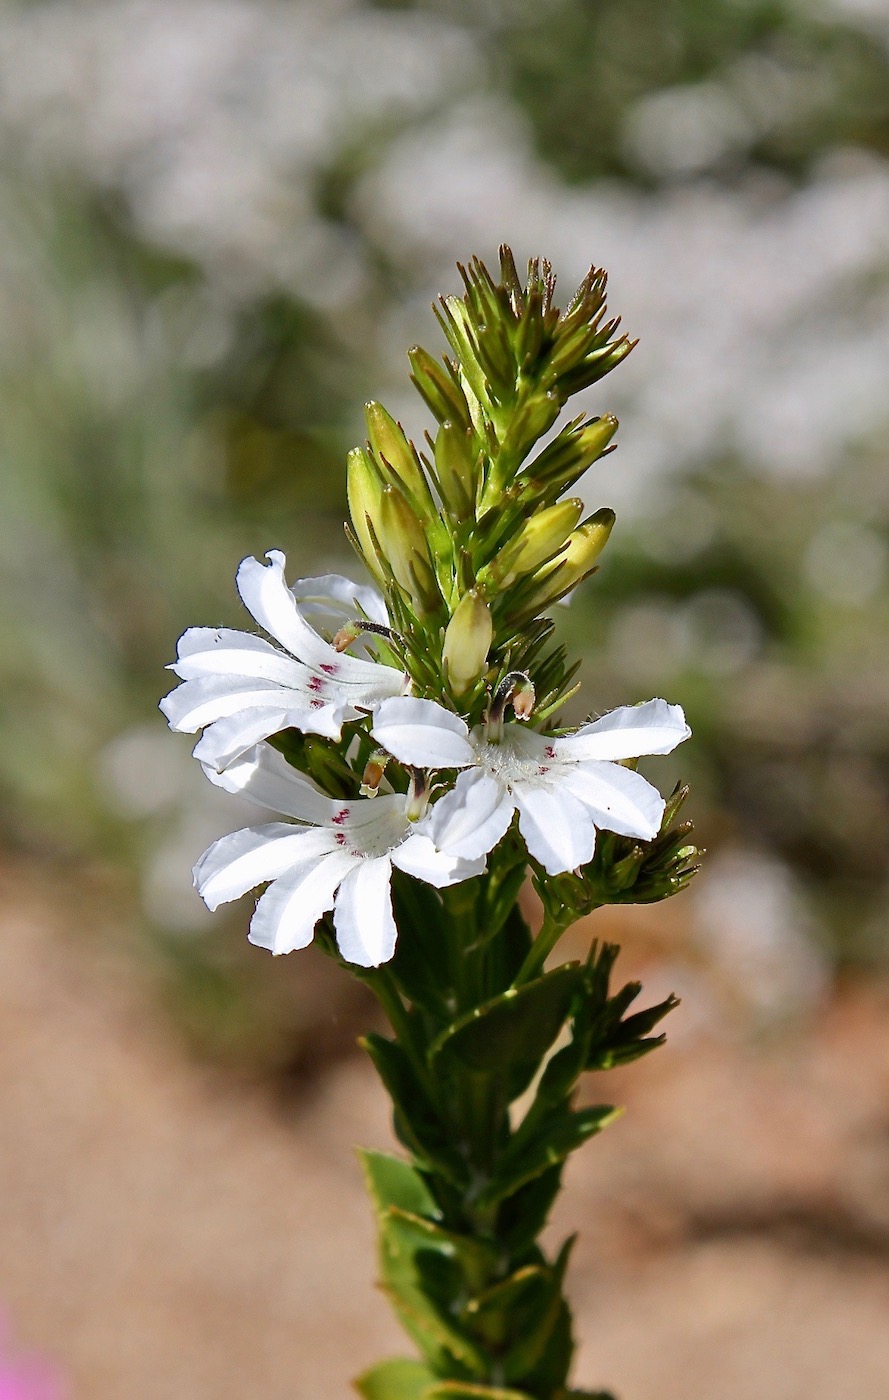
[378,485,439,610]
[408,345,471,429]
[523,415,618,496]
[523,507,616,611]
[483,497,584,589]
[364,402,434,518]
[442,589,493,696]
[434,419,477,517]
[346,447,385,580]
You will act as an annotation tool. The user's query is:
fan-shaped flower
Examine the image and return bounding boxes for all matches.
[371,696,691,876]
[160,552,409,772]
[193,742,484,966]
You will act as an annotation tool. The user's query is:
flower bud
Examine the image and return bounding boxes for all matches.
[524,415,618,495]
[434,420,477,517]
[442,589,492,696]
[360,750,389,798]
[408,345,470,429]
[483,498,584,589]
[378,485,439,610]
[523,507,616,611]
[346,447,385,580]
[364,402,434,518]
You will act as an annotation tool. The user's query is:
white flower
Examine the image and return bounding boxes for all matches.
[371,696,691,876]
[193,742,484,966]
[160,551,409,772]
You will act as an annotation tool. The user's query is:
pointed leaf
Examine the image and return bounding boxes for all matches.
[359,1149,440,1222]
[362,1034,468,1187]
[477,1105,620,1209]
[431,964,584,1100]
[355,1358,436,1400]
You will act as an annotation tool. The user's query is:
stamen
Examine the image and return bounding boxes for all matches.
[360,750,389,798]
[486,671,536,741]
[332,619,397,653]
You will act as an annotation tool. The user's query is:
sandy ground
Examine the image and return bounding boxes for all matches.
[2,862,889,1399]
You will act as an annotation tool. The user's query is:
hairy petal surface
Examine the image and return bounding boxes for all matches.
[553,700,690,762]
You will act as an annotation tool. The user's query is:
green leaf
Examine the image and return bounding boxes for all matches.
[377,1209,490,1377]
[391,872,452,1017]
[385,1207,501,1296]
[362,1034,468,1187]
[496,1162,564,1253]
[354,1358,437,1400]
[503,1238,574,1390]
[359,1149,440,1222]
[460,1264,550,1348]
[477,1105,620,1209]
[431,963,584,1099]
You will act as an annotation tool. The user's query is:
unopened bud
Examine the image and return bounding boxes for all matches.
[408,345,470,429]
[525,415,618,495]
[378,485,439,610]
[434,420,477,517]
[524,507,616,611]
[484,498,584,588]
[364,402,433,516]
[347,447,385,579]
[442,590,492,696]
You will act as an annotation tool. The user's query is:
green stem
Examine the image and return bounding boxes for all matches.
[361,965,434,1097]
[512,908,585,987]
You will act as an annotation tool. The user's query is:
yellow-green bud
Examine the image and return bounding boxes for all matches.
[346,447,385,580]
[442,589,492,696]
[434,419,477,517]
[524,507,616,610]
[364,401,434,517]
[408,345,471,429]
[484,498,584,588]
[378,485,439,609]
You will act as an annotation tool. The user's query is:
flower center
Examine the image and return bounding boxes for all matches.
[471,731,548,786]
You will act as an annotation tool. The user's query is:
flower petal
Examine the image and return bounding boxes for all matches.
[392,833,485,887]
[371,696,475,768]
[427,769,515,861]
[193,824,336,911]
[159,675,291,732]
[192,702,344,771]
[333,857,398,967]
[201,744,344,823]
[560,760,666,840]
[171,627,309,686]
[292,573,389,630]
[512,783,596,875]
[553,700,691,762]
[248,849,355,955]
[236,551,342,669]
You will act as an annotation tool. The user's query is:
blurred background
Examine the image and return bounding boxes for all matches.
[1,0,888,1395]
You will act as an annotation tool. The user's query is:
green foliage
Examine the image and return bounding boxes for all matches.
[356,1359,438,1400]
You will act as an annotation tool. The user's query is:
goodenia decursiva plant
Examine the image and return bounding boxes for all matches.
[161,248,700,1400]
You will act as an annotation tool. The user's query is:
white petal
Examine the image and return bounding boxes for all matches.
[249,850,355,955]
[371,696,475,768]
[334,857,398,967]
[553,700,691,762]
[561,760,666,840]
[201,744,343,823]
[392,832,486,887]
[513,783,596,875]
[192,703,344,771]
[427,769,515,861]
[292,573,389,629]
[193,824,336,911]
[236,552,341,669]
[159,675,291,732]
[171,627,309,687]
